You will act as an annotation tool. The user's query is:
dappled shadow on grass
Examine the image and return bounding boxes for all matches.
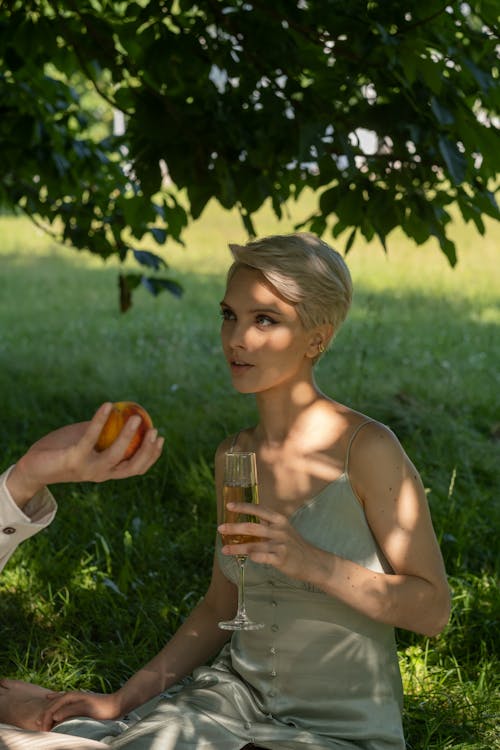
[0,453,216,685]
[0,501,214,689]
[403,690,497,750]
[0,584,171,690]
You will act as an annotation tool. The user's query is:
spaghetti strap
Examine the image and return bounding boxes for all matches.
[344,420,373,474]
[229,431,241,452]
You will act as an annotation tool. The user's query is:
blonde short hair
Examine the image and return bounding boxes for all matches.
[227,232,353,349]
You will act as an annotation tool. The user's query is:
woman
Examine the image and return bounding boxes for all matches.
[1,233,450,749]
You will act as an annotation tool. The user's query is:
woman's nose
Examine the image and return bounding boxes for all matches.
[228,322,249,350]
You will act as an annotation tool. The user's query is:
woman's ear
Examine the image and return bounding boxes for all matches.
[306,324,334,359]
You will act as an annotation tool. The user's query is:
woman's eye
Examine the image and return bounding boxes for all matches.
[256,315,276,327]
[220,308,235,321]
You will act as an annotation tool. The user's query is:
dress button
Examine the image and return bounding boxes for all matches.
[268,689,276,697]
[2,527,16,535]
[270,646,276,654]
[271,600,277,607]
[244,721,251,730]
[270,670,277,678]
[271,624,279,632]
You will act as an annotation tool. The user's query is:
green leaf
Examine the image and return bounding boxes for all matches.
[319,186,339,215]
[398,45,417,85]
[431,97,455,126]
[344,227,357,255]
[332,219,348,239]
[132,249,168,271]
[433,231,457,267]
[418,57,443,94]
[438,137,466,185]
[141,276,183,298]
[463,58,493,92]
[335,188,364,226]
[121,273,142,291]
[457,197,485,235]
[403,209,432,245]
[160,194,189,239]
[188,184,211,220]
[239,208,256,238]
[305,215,327,236]
[150,227,167,245]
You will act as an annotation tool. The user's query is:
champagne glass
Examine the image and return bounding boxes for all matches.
[218,451,264,631]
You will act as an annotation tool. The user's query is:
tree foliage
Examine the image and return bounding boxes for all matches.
[0,0,498,308]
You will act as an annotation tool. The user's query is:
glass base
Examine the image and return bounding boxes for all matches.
[218,617,265,631]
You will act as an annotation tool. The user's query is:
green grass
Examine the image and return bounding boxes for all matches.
[0,199,498,749]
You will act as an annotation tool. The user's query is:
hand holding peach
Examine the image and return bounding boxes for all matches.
[95,401,153,459]
[7,403,163,507]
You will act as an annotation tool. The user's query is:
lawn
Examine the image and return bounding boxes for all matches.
[0,199,498,749]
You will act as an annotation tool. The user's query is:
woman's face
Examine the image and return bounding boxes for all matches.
[220,265,317,394]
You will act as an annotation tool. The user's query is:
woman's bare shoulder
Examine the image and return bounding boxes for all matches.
[349,418,403,457]
[320,399,392,446]
[346,417,419,507]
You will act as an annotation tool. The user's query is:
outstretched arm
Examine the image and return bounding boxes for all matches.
[7,402,164,508]
[0,403,164,573]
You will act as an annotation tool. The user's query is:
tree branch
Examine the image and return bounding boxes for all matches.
[397,3,449,33]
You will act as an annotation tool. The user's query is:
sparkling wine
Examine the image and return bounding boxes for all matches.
[218,450,265,630]
[221,483,260,546]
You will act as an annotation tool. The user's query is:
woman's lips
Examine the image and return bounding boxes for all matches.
[229,360,254,375]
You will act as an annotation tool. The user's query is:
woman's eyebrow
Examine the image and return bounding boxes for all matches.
[249,306,283,315]
[220,300,284,316]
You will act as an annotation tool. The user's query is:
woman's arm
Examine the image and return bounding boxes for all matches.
[221,422,450,637]
[113,558,235,715]
[333,421,451,635]
[111,441,237,713]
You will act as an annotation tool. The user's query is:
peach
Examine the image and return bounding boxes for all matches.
[95,401,153,459]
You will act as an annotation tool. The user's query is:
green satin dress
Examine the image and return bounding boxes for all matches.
[54,447,405,749]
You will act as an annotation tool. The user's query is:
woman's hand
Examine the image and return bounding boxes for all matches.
[7,402,164,506]
[39,690,123,731]
[219,503,317,582]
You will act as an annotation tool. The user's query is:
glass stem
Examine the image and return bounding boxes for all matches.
[236,555,248,618]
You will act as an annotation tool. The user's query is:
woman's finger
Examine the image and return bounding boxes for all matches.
[76,403,114,452]
[39,693,83,730]
[218,520,270,539]
[110,431,164,477]
[225,502,285,525]
[95,415,144,464]
[119,428,160,467]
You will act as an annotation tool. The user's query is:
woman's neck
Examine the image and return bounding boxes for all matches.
[254,376,327,446]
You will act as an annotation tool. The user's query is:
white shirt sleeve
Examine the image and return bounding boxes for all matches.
[0,465,57,573]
